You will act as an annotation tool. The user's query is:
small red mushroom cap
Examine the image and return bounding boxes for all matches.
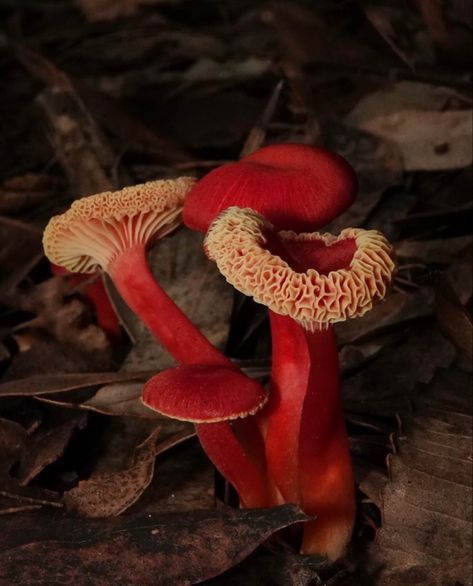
[183,143,357,233]
[142,365,268,423]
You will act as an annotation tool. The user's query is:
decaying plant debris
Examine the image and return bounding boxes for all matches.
[0,0,471,584]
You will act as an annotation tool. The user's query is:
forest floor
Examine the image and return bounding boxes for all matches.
[0,1,472,584]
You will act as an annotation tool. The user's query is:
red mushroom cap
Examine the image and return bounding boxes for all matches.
[183,143,357,233]
[142,365,268,423]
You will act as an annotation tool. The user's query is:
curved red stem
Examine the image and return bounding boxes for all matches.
[197,422,268,508]
[109,246,229,367]
[109,246,267,507]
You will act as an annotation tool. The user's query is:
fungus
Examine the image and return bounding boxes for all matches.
[205,207,396,559]
[44,180,269,509]
[183,143,357,233]
[43,178,228,366]
[143,364,268,507]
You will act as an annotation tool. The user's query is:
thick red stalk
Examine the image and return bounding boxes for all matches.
[109,246,229,367]
[298,326,355,559]
[197,423,268,508]
[263,317,355,558]
[263,312,310,505]
[109,246,267,506]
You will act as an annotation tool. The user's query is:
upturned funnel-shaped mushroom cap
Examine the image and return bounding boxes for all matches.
[142,365,268,423]
[183,144,357,233]
[205,207,396,329]
[43,178,195,273]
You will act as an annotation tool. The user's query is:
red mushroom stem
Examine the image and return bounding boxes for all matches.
[111,247,269,505]
[197,423,268,508]
[263,314,355,558]
[261,313,310,506]
[298,324,355,558]
[109,246,229,367]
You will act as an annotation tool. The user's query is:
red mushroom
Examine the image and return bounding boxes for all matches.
[205,207,396,559]
[183,143,357,234]
[143,364,268,507]
[43,179,229,367]
[44,181,270,508]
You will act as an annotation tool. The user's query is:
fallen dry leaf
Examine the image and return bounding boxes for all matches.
[342,325,455,417]
[0,417,26,474]
[336,288,434,346]
[372,368,472,585]
[0,505,309,585]
[346,108,473,171]
[16,410,88,486]
[64,426,160,517]
[431,272,473,360]
[345,81,458,126]
[0,371,152,398]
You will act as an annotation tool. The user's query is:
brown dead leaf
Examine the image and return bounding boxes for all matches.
[396,235,472,264]
[336,288,434,346]
[16,410,88,486]
[346,81,457,126]
[8,276,112,371]
[347,108,472,171]
[0,370,152,397]
[64,426,160,517]
[342,326,456,417]
[0,418,26,475]
[372,368,472,585]
[431,272,473,360]
[208,548,323,585]
[82,382,157,418]
[0,505,309,585]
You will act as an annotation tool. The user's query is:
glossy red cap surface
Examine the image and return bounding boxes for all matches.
[183,143,357,233]
[142,365,268,423]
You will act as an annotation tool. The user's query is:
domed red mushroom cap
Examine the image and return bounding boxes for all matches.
[183,143,357,233]
[142,364,268,423]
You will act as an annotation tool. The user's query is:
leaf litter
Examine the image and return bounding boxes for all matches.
[0,0,471,584]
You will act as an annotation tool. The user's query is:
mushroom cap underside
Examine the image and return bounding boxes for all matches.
[43,177,195,273]
[205,207,396,329]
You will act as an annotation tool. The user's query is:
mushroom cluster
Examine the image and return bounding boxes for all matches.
[43,144,396,561]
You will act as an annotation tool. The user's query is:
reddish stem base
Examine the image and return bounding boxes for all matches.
[262,314,355,559]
